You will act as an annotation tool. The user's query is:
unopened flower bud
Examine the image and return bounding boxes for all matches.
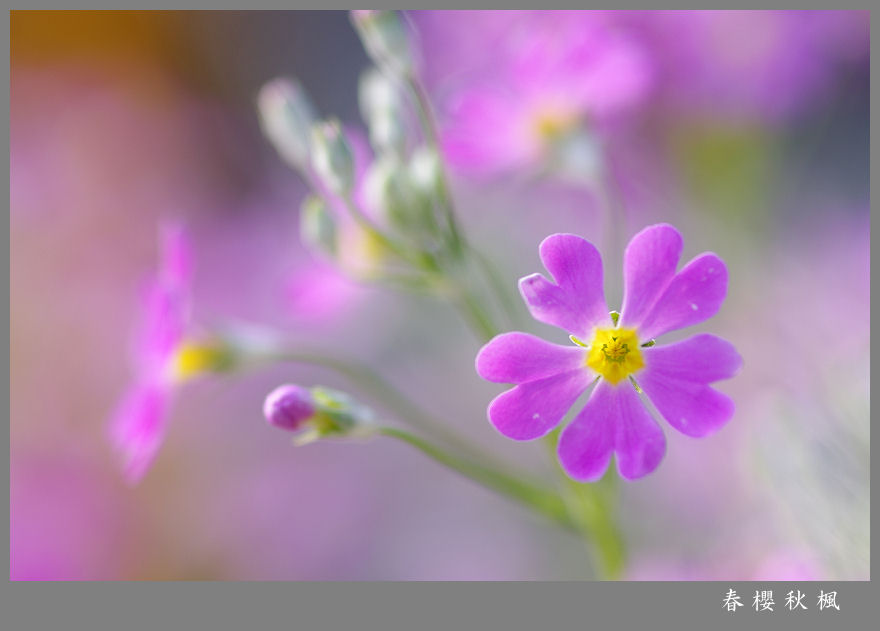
[364,155,427,233]
[310,119,355,195]
[350,10,414,78]
[262,384,376,445]
[257,77,318,172]
[300,194,337,256]
[408,146,442,198]
[359,68,407,155]
[263,384,317,432]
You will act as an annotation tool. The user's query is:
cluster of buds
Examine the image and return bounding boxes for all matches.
[257,10,458,286]
[263,384,376,445]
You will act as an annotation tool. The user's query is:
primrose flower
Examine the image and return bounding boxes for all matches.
[108,223,233,483]
[414,11,652,178]
[475,224,741,481]
[623,10,869,122]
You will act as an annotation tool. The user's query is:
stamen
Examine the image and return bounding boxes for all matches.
[569,334,589,348]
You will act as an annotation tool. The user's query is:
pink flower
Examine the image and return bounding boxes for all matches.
[108,222,212,483]
[475,224,741,481]
[415,11,652,178]
[623,10,869,122]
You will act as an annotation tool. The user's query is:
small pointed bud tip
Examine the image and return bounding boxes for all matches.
[310,119,355,194]
[263,384,317,432]
[349,10,413,77]
[257,77,318,170]
[300,195,337,256]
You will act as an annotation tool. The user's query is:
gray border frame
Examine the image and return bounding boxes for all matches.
[4,4,874,630]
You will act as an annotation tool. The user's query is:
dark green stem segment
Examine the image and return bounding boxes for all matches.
[378,427,578,534]
[254,348,500,468]
[544,430,627,579]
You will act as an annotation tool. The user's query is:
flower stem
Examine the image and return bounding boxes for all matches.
[230,336,497,466]
[378,426,578,533]
[543,431,627,579]
[453,282,500,342]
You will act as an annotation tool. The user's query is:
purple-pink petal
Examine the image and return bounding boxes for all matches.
[619,223,683,330]
[613,383,667,480]
[558,380,666,481]
[441,88,532,177]
[639,334,742,437]
[475,332,587,384]
[108,382,170,484]
[635,253,728,341]
[136,279,187,375]
[487,368,592,441]
[158,220,193,287]
[556,381,615,482]
[518,233,610,338]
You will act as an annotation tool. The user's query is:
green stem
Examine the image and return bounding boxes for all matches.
[406,76,464,257]
[470,246,522,329]
[379,427,577,533]
[454,283,500,342]
[543,432,627,579]
[241,345,499,468]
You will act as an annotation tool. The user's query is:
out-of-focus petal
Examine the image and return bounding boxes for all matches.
[487,368,592,441]
[639,334,742,437]
[158,219,192,287]
[519,233,610,338]
[441,88,533,177]
[107,382,170,484]
[636,253,728,340]
[475,332,587,384]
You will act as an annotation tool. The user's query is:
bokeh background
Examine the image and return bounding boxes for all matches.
[10,10,869,580]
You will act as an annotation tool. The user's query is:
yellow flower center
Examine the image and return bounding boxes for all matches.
[531,107,580,143]
[586,327,645,385]
[338,225,391,280]
[170,341,232,382]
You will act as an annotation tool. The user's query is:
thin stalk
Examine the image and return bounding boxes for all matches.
[470,246,522,329]
[243,345,501,469]
[543,432,626,580]
[379,427,577,533]
[406,76,464,257]
[453,283,500,342]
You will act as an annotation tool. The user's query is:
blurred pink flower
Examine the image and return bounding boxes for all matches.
[413,10,652,178]
[624,10,869,122]
[108,221,194,483]
[286,259,367,325]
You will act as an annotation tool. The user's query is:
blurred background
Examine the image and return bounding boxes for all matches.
[10,10,869,580]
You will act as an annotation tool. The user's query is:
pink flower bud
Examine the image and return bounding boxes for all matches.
[263,384,317,432]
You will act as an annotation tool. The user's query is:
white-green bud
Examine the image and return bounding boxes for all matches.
[310,119,355,195]
[300,195,337,256]
[408,146,442,198]
[293,386,377,446]
[365,155,434,234]
[350,10,414,78]
[359,67,407,156]
[257,77,318,172]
